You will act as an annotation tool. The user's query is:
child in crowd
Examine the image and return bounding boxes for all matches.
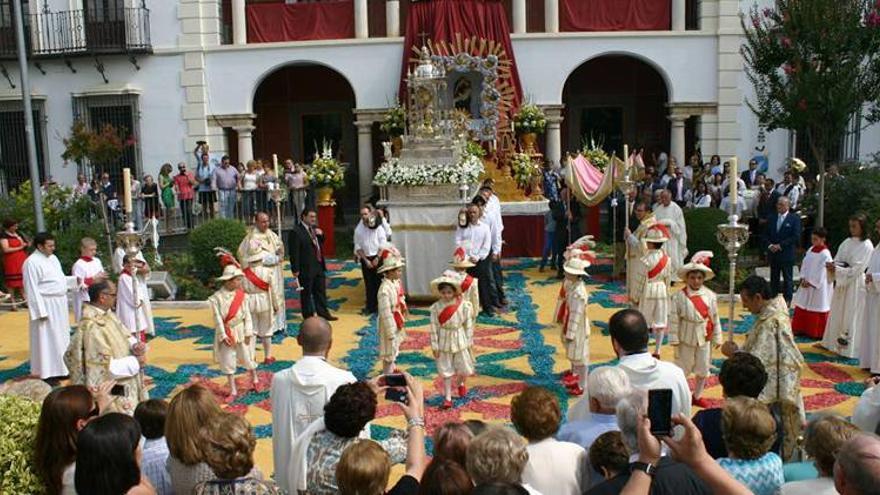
[377,246,408,374]
[118,254,150,341]
[669,251,722,408]
[134,399,173,495]
[633,225,672,359]
[429,275,476,409]
[445,245,480,326]
[208,264,259,402]
[558,256,592,396]
[791,227,833,339]
[240,243,280,364]
[71,237,106,323]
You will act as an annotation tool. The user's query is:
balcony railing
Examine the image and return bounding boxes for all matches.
[0,7,151,60]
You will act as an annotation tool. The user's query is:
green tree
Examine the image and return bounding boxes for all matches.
[741,0,880,227]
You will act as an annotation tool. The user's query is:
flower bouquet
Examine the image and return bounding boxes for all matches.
[510,152,540,188]
[307,142,346,190]
[380,104,406,137]
[513,104,547,135]
[581,136,610,171]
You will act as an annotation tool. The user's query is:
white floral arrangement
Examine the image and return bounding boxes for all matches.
[373,146,484,186]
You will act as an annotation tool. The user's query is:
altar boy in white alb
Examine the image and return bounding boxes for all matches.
[669,251,722,408]
[23,233,71,380]
[791,228,833,340]
[113,246,155,337]
[71,237,106,323]
[118,254,151,341]
[858,218,880,374]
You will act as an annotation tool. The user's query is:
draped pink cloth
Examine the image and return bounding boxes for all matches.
[247,1,355,43]
[565,153,622,206]
[560,0,671,32]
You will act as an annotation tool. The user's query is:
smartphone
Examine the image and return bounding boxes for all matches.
[647,389,673,436]
[382,373,407,387]
[110,384,127,397]
[384,388,408,404]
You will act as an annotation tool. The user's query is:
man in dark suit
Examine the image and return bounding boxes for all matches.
[288,208,337,321]
[764,196,801,304]
[666,167,691,208]
[740,158,760,188]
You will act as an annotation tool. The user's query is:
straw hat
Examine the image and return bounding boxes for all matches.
[376,243,406,274]
[644,224,670,244]
[449,245,475,268]
[563,257,591,277]
[216,264,244,282]
[677,250,715,281]
[430,275,462,297]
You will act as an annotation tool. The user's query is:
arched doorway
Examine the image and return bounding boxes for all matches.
[562,55,671,160]
[252,64,358,215]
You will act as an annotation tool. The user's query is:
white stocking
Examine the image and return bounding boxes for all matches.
[443,377,452,401]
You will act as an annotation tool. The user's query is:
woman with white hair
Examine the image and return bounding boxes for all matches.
[466,427,541,494]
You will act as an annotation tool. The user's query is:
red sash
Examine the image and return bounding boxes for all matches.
[393,284,407,331]
[686,289,714,339]
[438,297,462,325]
[461,274,475,293]
[647,254,669,279]
[80,256,94,262]
[223,289,246,344]
[243,267,271,292]
[555,285,570,333]
[811,244,828,253]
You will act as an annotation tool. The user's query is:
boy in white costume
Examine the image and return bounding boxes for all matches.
[429,275,476,409]
[71,237,107,323]
[239,243,281,364]
[208,264,259,401]
[117,254,150,341]
[444,245,479,327]
[558,257,592,396]
[632,225,673,359]
[377,247,408,374]
[669,251,722,408]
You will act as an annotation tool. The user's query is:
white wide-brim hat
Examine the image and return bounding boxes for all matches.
[430,275,462,297]
[378,255,406,274]
[563,258,591,277]
[645,225,670,243]
[216,265,244,282]
[677,262,715,281]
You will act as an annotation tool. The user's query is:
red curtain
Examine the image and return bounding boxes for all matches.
[398,0,523,107]
[247,1,355,43]
[560,0,670,31]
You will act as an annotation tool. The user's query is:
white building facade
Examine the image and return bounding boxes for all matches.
[0,0,877,203]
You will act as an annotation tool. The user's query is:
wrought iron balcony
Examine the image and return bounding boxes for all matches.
[0,6,151,60]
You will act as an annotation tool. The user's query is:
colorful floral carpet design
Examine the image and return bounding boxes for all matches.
[0,256,870,476]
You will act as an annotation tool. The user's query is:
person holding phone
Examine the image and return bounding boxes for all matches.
[429,275,475,409]
[65,279,148,414]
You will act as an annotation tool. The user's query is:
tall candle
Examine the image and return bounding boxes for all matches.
[728,157,738,203]
[623,144,629,171]
[122,167,132,213]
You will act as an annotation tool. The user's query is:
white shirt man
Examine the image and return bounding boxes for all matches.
[455,217,492,262]
[720,193,747,218]
[271,317,356,494]
[23,234,71,379]
[775,175,802,210]
[653,190,689,281]
[353,213,392,258]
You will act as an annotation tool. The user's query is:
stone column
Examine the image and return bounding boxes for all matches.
[513,0,527,33]
[355,0,369,39]
[386,0,400,37]
[231,0,247,45]
[545,0,559,33]
[669,114,688,167]
[672,0,686,31]
[540,105,564,167]
[355,119,374,203]
[235,125,255,164]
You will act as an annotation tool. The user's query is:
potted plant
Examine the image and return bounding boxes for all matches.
[307,141,346,205]
[513,104,547,154]
[380,104,407,156]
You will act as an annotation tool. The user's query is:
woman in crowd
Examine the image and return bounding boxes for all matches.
[194,412,279,494]
[588,431,630,483]
[466,427,538,494]
[686,182,712,209]
[780,415,859,495]
[708,154,722,175]
[240,160,261,221]
[717,397,784,495]
[74,413,156,495]
[157,163,175,231]
[0,218,27,307]
[165,383,224,495]
[709,173,724,206]
[432,422,474,469]
[511,386,586,495]
[141,175,159,222]
[34,385,99,495]
[285,160,308,219]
